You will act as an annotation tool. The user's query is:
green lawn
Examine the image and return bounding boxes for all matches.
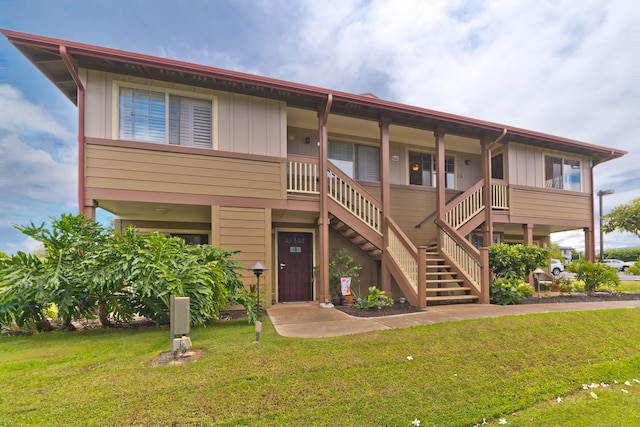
[1,309,639,426]
[619,280,640,293]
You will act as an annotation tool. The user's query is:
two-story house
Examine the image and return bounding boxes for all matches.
[3,29,626,308]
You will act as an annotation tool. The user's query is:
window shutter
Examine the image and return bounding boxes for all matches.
[357,145,380,181]
[169,95,212,147]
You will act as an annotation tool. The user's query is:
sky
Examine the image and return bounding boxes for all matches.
[0,0,638,255]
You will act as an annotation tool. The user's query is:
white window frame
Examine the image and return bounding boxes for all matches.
[543,153,582,192]
[407,150,456,189]
[112,81,218,149]
[328,140,380,182]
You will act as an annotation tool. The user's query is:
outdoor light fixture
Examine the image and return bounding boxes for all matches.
[248,261,268,342]
[305,136,311,144]
[597,189,615,262]
[411,163,420,171]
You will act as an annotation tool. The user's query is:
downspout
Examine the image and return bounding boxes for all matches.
[318,94,332,306]
[489,128,507,150]
[59,45,88,218]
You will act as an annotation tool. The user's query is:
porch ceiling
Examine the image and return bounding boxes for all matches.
[97,200,211,223]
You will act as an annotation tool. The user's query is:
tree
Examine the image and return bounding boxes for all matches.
[601,197,640,238]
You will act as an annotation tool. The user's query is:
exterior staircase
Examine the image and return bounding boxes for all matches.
[424,243,479,305]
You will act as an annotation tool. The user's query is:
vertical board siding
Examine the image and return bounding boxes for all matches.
[83,70,286,158]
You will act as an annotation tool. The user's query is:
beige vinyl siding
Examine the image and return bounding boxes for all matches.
[510,187,591,222]
[82,69,286,157]
[213,206,272,285]
[85,144,284,199]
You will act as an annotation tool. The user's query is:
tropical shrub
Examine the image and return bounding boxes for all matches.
[354,286,394,310]
[0,213,247,331]
[489,244,550,280]
[627,257,640,276]
[567,260,620,294]
[489,278,533,305]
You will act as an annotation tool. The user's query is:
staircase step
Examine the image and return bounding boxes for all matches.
[426,295,479,302]
[425,258,447,263]
[426,264,452,269]
[426,279,465,284]
[425,286,472,293]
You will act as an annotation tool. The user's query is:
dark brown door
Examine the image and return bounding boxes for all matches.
[278,232,313,302]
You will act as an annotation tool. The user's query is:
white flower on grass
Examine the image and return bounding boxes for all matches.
[600,383,610,388]
[614,380,619,384]
[633,379,640,383]
[589,383,598,389]
[621,389,629,394]
[590,392,598,400]
[481,418,488,425]
[556,396,562,403]
[411,418,420,426]
[498,418,507,425]
[582,384,589,390]
[407,356,413,361]
[624,381,631,386]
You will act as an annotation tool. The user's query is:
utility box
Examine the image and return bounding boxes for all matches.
[170,296,190,337]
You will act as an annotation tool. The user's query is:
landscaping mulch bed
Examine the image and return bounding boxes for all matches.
[522,292,640,304]
[335,292,640,317]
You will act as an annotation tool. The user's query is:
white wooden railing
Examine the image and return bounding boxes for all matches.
[440,225,482,292]
[491,181,509,210]
[387,223,418,294]
[327,168,382,235]
[287,158,319,194]
[445,182,484,229]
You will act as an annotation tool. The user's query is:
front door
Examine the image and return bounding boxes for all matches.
[278,232,313,302]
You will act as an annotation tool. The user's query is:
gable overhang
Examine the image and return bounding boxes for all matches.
[2,28,627,165]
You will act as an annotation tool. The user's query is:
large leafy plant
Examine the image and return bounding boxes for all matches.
[488,244,549,305]
[567,260,620,294]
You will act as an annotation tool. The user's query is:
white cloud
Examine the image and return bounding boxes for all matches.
[0,133,76,204]
[0,84,76,161]
[4,236,42,255]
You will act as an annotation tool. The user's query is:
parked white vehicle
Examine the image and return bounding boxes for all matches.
[601,259,634,272]
[550,258,564,276]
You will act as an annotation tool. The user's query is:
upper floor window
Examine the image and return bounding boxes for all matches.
[409,152,455,188]
[119,87,212,148]
[328,141,380,181]
[544,155,580,191]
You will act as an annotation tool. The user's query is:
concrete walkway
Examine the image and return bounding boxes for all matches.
[267,300,640,338]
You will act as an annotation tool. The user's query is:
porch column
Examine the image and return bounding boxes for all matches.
[435,128,446,248]
[523,223,534,286]
[584,227,595,262]
[317,100,331,305]
[523,223,534,245]
[379,117,392,295]
[481,137,493,247]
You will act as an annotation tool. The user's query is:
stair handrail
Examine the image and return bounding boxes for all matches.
[327,161,382,235]
[386,217,419,293]
[435,219,483,292]
[444,179,485,229]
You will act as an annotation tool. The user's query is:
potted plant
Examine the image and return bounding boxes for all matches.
[328,248,361,306]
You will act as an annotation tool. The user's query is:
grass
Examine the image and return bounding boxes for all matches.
[1,309,639,426]
[619,280,640,293]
